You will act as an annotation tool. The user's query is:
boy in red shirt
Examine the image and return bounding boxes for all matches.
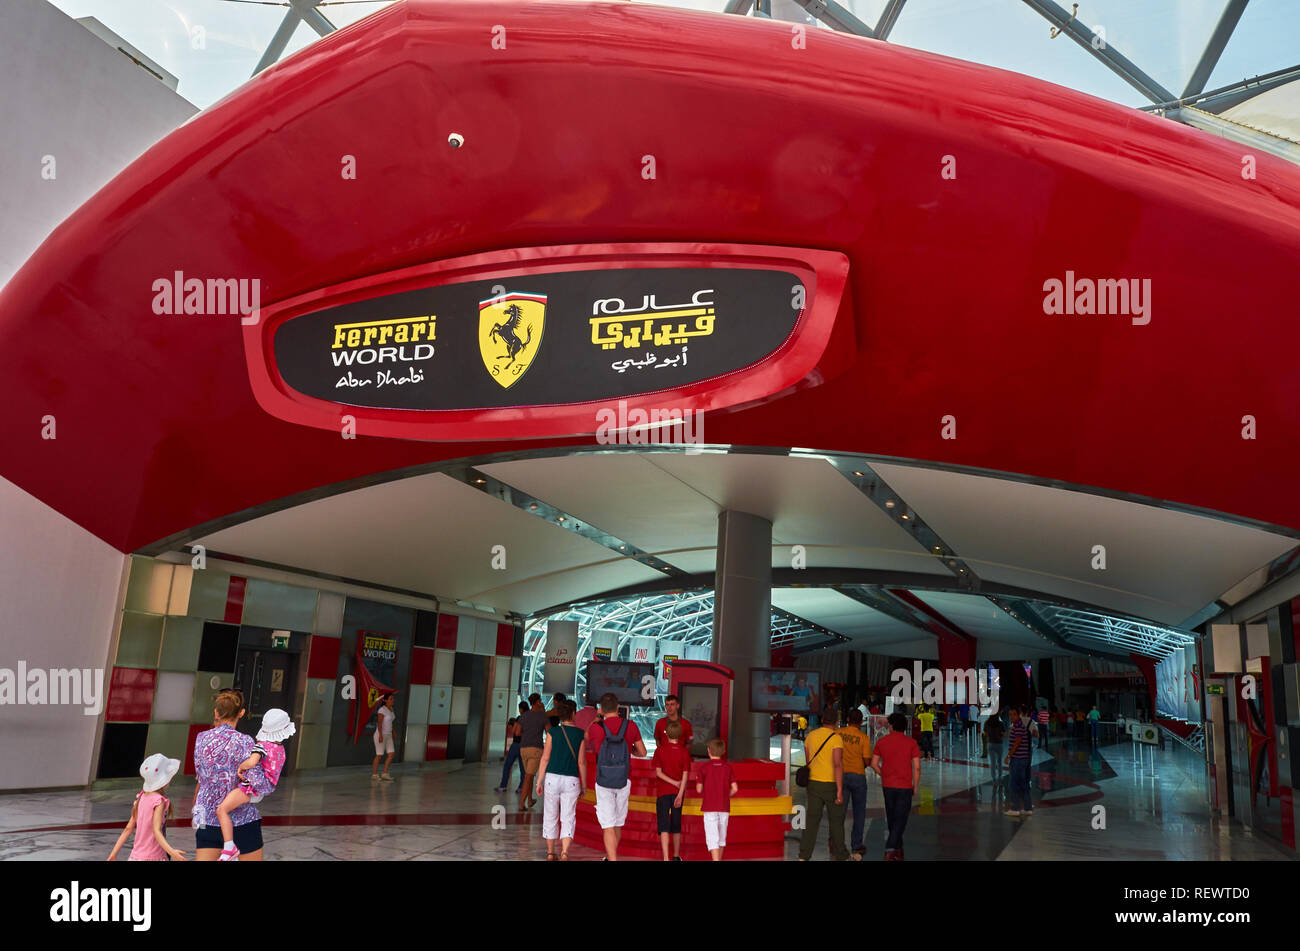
[651,720,691,861]
[695,737,738,861]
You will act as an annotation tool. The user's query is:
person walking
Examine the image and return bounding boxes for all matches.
[916,705,936,760]
[546,692,567,729]
[1036,706,1050,750]
[1004,707,1033,818]
[370,693,397,781]
[870,712,921,860]
[495,702,528,793]
[535,700,587,861]
[1089,704,1102,746]
[798,704,847,861]
[696,738,737,861]
[517,693,550,810]
[984,712,1005,796]
[108,754,186,861]
[586,692,646,860]
[192,688,265,860]
[837,708,872,860]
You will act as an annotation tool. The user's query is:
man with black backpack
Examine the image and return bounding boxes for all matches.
[585,692,647,861]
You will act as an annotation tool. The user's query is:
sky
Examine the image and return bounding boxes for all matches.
[44,0,1300,111]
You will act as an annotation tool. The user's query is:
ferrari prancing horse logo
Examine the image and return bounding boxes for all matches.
[479,292,545,388]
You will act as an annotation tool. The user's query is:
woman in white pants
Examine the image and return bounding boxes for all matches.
[535,700,587,860]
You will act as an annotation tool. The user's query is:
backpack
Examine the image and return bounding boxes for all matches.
[596,718,632,789]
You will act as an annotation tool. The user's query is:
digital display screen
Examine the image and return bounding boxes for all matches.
[585,661,656,708]
[749,668,821,714]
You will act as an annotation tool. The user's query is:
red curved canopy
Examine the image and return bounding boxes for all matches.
[3,0,1300,552]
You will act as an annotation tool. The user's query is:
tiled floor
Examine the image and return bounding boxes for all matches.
[0,740,1291,860]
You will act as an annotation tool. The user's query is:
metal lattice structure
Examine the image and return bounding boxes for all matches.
[1031,604,1196,659]
[248,1,1299,163]
[520,591,843,702]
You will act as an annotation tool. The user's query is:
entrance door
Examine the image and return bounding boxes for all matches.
[233,647,298,771]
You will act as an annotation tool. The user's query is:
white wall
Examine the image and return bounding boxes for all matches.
[0,476,127,788]
[0,0,197,288]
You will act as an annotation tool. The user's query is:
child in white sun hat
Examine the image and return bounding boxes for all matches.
[108,753,187,861]
[215,708,295,861]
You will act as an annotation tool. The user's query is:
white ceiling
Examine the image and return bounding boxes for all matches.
[479,453,947,577]
[189,452,1297,653]
[195,471,663,615]
[771,587,919,642]
[871,462,1296,627]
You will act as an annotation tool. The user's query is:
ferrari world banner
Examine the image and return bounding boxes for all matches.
[244,243,849,440]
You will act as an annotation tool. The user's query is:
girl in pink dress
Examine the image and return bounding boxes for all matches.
[215,707,295,861]
[108,753,187,861]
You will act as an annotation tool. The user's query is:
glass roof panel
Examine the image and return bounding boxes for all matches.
[1059,0,1227,99]
[45,0,1296,119]
[1205,0,1300,94]
[882,0,1150,106]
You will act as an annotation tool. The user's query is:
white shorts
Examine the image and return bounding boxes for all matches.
[373,732,395,755]
[542,773,582,841]
[594,781,632,829]
[703,811,729,851]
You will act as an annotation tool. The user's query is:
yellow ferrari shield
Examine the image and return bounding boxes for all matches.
[479,292,545,388]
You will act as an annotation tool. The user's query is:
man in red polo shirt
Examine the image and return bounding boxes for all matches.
[654,695,694,752]
[870,712,921,861]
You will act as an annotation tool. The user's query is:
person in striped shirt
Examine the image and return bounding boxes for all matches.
[1003,706,1034,818]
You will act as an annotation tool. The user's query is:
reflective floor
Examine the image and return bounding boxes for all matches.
[1,739,1291,860]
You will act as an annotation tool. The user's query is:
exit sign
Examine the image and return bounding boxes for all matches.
[1207,684,1224,695]
[271,631,291,649]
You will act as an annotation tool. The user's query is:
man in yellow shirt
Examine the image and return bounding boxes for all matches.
[916,707,936,760]
[837,708,872,860]
[798,705,847,861]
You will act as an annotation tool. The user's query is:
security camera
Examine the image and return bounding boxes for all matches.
[447,132,465,148]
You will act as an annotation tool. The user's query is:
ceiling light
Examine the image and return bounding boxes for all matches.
[528,503,538,511]
[884,500,895,508]
[900,514,910,520]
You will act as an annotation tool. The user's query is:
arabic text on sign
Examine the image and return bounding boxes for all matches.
[591,310,715,350]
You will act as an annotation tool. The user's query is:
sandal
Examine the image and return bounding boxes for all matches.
[546,853,557,861]
[560,853,569,861]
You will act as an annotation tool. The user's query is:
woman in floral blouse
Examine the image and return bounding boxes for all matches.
[192,688,265,860]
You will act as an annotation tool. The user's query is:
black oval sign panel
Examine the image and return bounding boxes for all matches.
[272,267,803,410]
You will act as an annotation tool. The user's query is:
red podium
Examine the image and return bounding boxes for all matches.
[573,660,789,859]
[572,755,789,860]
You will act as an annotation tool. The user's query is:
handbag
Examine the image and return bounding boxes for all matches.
[794,730,836,788]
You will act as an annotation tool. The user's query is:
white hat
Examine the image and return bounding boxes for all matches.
[257,708,296,743]
[140,753,181,793]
